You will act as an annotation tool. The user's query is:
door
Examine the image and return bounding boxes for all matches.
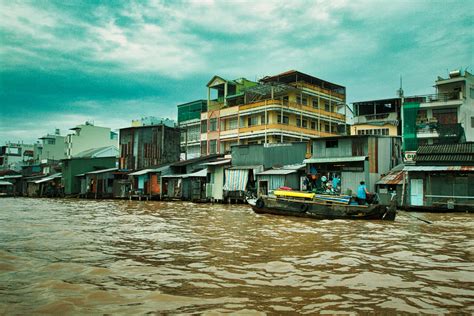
[410,178,424,206]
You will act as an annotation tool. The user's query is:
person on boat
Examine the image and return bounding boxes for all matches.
[357,181,370,205]
[332,175,340,193]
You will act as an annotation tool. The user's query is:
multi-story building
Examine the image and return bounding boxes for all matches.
[201,70,347,155]
[403,70,474,152]
[131,117,176,128]
[177,100,207,159]
[65,122,118,158]
[37,129,66,162]
[119,124,180,171]
[351,98,402,136]
[0,142,35,171]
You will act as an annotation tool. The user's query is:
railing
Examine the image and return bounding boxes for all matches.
[239,99,345,121]
[289,81,346,100]
[239,123,337,137]
[354,112,398,124]
[406,92,461,104]
[416,123,463,139]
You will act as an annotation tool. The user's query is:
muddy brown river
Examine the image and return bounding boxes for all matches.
[1,198,473,314]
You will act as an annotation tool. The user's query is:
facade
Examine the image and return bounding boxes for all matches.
[403,142,474,211]
[351,98,401,136]
[119,124,180,171]
[403,70,474,152]
[304,135,403,193]
[38,129,66,162]
[0,142,35,171]
[65,122,118,159]
[201,70,346,155]
[177,100,207,159]
[62,146,118,195]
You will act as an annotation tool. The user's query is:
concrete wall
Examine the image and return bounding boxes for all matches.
[66,124,117,158]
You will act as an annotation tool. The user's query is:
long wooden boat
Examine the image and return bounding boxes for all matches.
[248,194,397,221]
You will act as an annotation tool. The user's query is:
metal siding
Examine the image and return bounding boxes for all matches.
[341,171,364,195]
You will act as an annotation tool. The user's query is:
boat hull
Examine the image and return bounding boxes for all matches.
[251,196,396,221]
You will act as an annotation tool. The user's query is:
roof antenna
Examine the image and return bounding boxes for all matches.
[397,75,404,98]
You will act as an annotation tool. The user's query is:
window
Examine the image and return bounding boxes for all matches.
[326,140,338,148]
[282,96,289,105]
[296,118,301,127]
[229,117,238,130]
[209,140,217,154]
[312,100,319,109]
[470,88,474,99]
[260,114,267,125]
[324,99,330,112]
[201,141,207,155]
[47,139,55,145]
[201,120,207,133]
[277,115,289,124]
[302,120,308,128]
[297,96,308,105]
[248,116,258,126]
[311,121,316,130]
[433,108,457,124]
[325,124,330,132]
[209,118,218,131]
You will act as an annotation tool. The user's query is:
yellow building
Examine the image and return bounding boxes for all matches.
[350,98,401,137]
[201,70,347,155]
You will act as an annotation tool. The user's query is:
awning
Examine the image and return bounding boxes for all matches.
[201,159,231,166]
[0,181,13,186]
[30,173,62,184]
[303,156,367,164]
[128,168,156,176]
[257,169,296,175]
[224,169,249,191]
[86,168,118,175]
[403,166,474,172]
[161,168,208,179]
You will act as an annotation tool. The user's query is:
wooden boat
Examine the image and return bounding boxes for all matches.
[248,191,396,221]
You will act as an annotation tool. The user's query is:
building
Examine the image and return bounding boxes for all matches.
[351,98,401,136]
[177,100,207,159]
[131,117,176,128]
[225,142,308,201]
[203,158,231,202]
[402,70,474,152]
[304,135,403,194]
[256,164,306,196]
[37,129,66,162]
[65,122,118,159]
[119,124,180,171]
[62,146,118,195]
[0,142,35,171]
[201,70,346,155]
[402,142,474,211]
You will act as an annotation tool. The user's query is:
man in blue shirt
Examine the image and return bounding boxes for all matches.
[357,181,369,205]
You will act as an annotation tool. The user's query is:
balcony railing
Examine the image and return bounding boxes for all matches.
[406,92,461,104]
[416,123,464,140]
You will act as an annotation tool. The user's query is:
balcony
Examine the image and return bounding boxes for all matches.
[239,123,338,138]
[416,123,464,141]
[407,92,463,108]
[239,99,345,122]
[354,112,398,125]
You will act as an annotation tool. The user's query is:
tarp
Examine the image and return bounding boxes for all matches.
[224,169,249,191]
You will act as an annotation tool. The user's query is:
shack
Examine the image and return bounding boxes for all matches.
[304,135,402,194]
[403,143,474,211]
[128,164,172,200]
[160,168,207,201]
[27,173,63,197]
[0,180,14,196]
[256,164,306,196]
[202,159,231,202]
[375,164,404,205]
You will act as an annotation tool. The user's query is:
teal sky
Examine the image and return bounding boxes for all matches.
[0,0,472,144]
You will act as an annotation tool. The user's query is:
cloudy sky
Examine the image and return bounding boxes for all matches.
[0,0,472,144]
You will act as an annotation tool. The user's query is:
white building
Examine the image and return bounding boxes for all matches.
[65,122,118,158]
[0,142,35,171]
[403,70,474,151]
[38,129,66,162]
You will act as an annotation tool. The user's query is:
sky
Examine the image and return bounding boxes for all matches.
[0,0,472,145]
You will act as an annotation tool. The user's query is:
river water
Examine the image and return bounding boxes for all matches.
[1,198,473,314]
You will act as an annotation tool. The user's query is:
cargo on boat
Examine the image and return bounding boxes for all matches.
[248,190,396,221]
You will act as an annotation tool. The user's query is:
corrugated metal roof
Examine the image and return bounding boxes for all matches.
[86,168,118,175]
[161,168,208,179]
[376,170,404,185]
[128,168,156,176]
[201,159,231,166]
[404,166,474,172]
[415,154,474,163]
[257,169,296,175]
[229,165,263,170]
[0,181,13,186]
[282,164,306,170]
[30,173,62,184]
[417,142,474,154]
[303,156,367,164]
[172,154,223,167]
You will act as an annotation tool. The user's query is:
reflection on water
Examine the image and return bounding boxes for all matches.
[0,198,473,314]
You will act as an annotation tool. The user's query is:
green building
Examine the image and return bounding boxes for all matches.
[62,146,117,195]
[177,100,207,159]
